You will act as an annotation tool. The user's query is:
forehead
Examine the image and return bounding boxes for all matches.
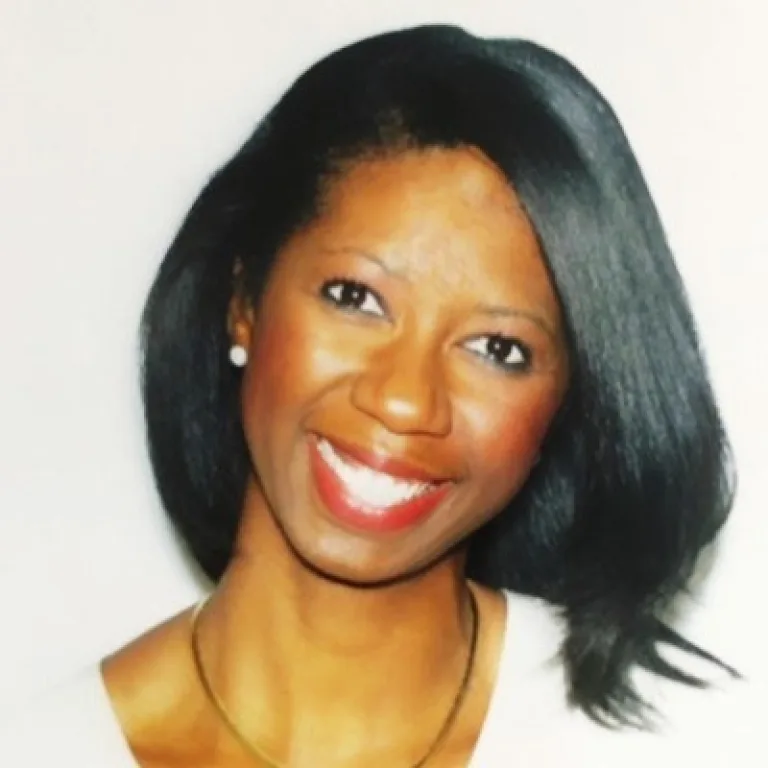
[292,146,560,319]
[318,146,535,245]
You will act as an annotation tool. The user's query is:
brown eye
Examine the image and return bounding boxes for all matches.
[321,279,386,317]
[464,335,532,373]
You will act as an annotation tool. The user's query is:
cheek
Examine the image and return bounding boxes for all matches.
[466,384,562,483]
[240,309,310,432]
[240,301,361,430]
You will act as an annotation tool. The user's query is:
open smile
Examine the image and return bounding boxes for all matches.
[308,434,454,533]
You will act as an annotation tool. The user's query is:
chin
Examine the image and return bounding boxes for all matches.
[280,517,454,588]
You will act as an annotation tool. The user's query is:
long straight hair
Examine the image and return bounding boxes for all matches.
[140,25,736,726]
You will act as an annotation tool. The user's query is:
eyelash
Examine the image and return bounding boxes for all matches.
[319,277,533,374]
[320,276,389,318]
[464,335,532,373]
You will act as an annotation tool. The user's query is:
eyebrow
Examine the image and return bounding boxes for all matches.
[472,303,558,340]
[319,246,410,281]
[321,246,558,340]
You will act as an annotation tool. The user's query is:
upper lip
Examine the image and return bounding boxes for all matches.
[315,433,453,484]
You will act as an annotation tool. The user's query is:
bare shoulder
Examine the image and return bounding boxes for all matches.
[442,582,511,758]
[467,579,508,631]
[101,605,215,766]
[466,579,511,685]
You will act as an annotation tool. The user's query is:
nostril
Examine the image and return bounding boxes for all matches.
[349,340,452,436]
[350,374,452,437]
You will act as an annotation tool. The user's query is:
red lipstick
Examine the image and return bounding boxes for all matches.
[320,435,450,483]
[308,435,452,533]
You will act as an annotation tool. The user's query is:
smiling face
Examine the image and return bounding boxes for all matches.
[230,146,569,585]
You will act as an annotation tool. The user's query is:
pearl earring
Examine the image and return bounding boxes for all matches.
[229,344,247,367]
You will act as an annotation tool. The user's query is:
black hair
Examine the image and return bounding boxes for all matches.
[140,24,737,727]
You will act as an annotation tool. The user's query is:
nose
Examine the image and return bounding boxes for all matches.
[350,333,452,437]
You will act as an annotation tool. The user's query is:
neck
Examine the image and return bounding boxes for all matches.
[195,482,477,765]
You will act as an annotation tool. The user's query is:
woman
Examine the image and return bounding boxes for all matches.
[5,23,744,767]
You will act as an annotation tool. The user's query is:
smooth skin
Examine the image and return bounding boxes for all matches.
[102,146,570,767]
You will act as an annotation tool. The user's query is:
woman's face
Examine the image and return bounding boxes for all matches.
[231,146,569,584]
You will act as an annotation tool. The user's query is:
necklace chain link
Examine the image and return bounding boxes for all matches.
[190,588,480,767]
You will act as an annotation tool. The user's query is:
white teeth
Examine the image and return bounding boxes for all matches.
[316,438,436,509]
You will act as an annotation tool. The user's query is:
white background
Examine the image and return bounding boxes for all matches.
[1,0,766,743]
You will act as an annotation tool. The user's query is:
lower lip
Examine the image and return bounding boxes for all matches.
[308,436,452,533]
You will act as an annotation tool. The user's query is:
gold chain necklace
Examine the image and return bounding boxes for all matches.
[190,588,479,767]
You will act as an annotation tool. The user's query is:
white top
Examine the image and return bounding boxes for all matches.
[0,590,761,767]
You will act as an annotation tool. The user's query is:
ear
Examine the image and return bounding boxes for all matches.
[226,259,256,350]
